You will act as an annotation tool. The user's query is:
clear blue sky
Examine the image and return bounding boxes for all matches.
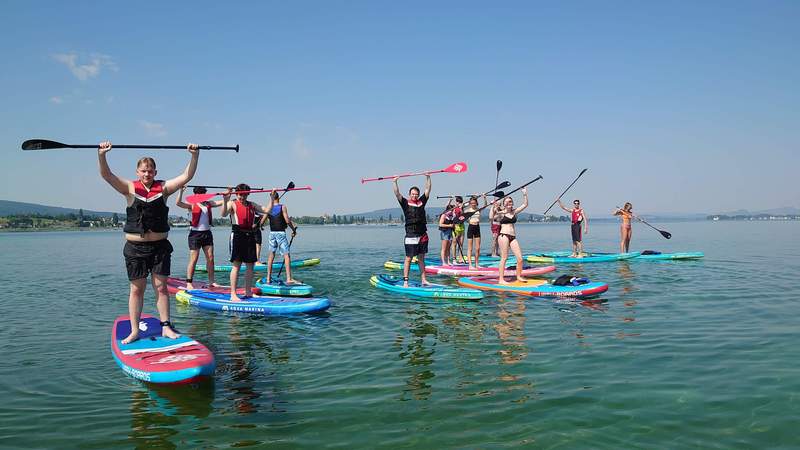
[1,1,798,216]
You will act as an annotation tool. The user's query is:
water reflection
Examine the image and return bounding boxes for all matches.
[494,295,528,365]
[128,381,214,449]
[222,317,265,415]
[397,305,437,401]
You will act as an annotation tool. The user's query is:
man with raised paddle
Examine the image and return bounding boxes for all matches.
[393,175,432,287]
[98,141,199,344]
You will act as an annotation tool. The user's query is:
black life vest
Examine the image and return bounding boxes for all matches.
[123,180,170,236]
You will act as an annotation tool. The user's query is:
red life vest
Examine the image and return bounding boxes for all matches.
[571,208,584,224]
[191,202,213,228]
[232,200,256,229]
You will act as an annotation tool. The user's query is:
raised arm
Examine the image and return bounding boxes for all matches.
[163,144,200,195]
[423,174,432,198]
[392,177,403,203]
[557,199,571,213]
[97,141,131,196]
[514,188,529,214]
[175,186,192,210]
[488,202,497,221]
[220,189,232,217]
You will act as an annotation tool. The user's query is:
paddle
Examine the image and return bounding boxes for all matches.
[616,206,672,239]
[275,233,296,280]
[188,184,262,190]
[185,186,312,204]
[542,169,588,215]
[361,162,468,184]
[22,139,239,152]
[278,181,296,200]
[462,176,543,220]
[435,181,511,199]
[495,160,502,197]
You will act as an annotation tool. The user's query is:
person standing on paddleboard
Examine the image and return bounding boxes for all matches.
[438,202,456,265]
[489,202,503,257]
[176,186,223,290]
[254,209,267,263]
[491,187,529,284]
[464,194,488,269]
[451,196,466,263]
[265,191,300,285]
[393,175,432,287]
[557,198,589,258]
[613,203,634,253]
[221,184,275,301]
[98,141,199,344]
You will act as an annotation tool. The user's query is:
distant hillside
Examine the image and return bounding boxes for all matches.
[0,200,121,217]
[715,206,800,216]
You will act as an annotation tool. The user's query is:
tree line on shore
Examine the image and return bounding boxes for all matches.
[1,211,575,230]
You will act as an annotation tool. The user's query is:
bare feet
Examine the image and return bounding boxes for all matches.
[286,279,302,285]
[421,278,432,286]
[230,293,243,302]
[121,331,139,344]
[498,279,511,285]
[516,276,528,283]
[210,282,222,288]
[162,325,180,339]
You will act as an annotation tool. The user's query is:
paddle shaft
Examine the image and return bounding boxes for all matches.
[184,187,311,204]
[435,181,509,200]
[188,185,262,190]
[542,168,588,215]
[276,233,296,278]
[363,168,446,183]
[361,162,467,183]
[463,176,543,220]
[22,140,238,151]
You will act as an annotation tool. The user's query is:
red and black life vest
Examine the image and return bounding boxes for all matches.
[231,200,257,230]
[124,180,170,235]
[571,208,584,224]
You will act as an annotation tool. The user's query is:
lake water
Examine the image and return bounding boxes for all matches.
[0,221,798,449]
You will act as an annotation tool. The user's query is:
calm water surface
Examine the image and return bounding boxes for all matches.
[0,221,798,449]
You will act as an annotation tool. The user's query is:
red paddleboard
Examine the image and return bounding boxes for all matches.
[111,315,215,384]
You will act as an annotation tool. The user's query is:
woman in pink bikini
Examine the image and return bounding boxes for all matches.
[613,202,634,253]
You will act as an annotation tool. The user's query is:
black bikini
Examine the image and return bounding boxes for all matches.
[498,214,517,242]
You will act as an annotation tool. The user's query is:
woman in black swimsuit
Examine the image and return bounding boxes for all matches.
[489,187,528,284]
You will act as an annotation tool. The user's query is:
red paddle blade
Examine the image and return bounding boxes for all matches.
[185,193,216,203]
[442,162,468,174]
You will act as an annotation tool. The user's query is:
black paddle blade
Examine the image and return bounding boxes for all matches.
[22,139,68,150]
[660,230,672,239]
[496,181,511,190]
[496,160,503,171]
[492,191,505,198]
[286,181,295,189]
